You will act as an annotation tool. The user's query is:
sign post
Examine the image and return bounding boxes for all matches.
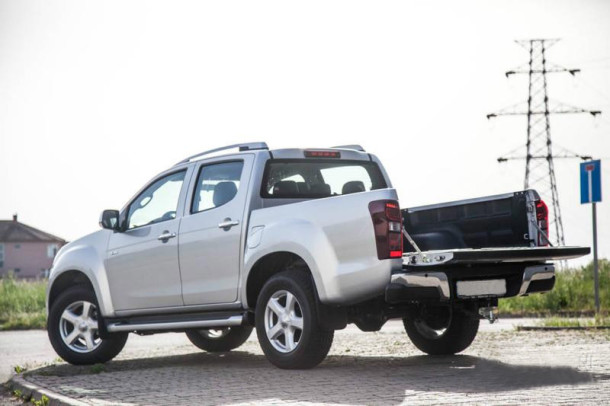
[580,160,602,314]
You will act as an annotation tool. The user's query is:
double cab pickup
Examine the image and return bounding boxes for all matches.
[46,143,589,369]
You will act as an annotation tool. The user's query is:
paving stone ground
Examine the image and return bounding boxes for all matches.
[6,321,610,405]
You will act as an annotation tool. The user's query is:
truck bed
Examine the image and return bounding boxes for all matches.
[402,190,539,251]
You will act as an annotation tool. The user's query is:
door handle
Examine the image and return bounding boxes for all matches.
[157,231,177,242]
[218,218,240,230]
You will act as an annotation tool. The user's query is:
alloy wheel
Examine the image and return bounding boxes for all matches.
[59,300,101,353]
[264,290,304,353]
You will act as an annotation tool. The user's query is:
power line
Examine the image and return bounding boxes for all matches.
[487,39,602,248]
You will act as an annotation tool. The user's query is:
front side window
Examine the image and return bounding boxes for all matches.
[192,161,244,213]
[127,171,186,229]
[262,159,387,198]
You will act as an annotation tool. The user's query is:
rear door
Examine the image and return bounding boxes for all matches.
[178,154,254,305]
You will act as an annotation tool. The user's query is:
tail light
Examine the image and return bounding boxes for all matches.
[304,150,341,158]
[536,199,549,246]
[369,200,403,259]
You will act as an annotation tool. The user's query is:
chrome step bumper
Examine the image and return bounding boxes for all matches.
[386,264,555,303]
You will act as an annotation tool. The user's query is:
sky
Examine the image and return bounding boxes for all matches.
[1,0,609,267]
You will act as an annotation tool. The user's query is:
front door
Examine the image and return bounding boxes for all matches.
[106,170,188,311]
[179,156,253,305]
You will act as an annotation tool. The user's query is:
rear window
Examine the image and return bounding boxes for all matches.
[261,159,387,198]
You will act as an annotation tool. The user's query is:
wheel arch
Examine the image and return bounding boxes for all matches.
[244,251,347,330]
[47,270,95,311]
[47,265,114,319]
[245,251,312,309]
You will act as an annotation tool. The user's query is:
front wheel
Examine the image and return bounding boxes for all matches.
[403,304,479,355]
[48,286,128,365]
[186,326,253,352]
[255,270,334,369]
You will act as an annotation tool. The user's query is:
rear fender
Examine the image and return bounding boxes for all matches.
[243,219,333,306]
[243,189,402,306]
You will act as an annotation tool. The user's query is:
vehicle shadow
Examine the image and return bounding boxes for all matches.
[29,351,605,405]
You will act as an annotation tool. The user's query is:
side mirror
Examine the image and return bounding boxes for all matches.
[99,210,120,231]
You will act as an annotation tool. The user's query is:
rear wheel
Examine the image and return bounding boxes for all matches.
[48,286,128,365]
[186,326,253,352]
[403,304,479,355]
[255,270,334,369]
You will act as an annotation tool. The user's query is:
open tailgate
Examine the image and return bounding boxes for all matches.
[402,246,591,267]
[387,246,590,303]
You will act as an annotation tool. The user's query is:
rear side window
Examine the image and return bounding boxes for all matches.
[262,159,387,198]
[192,161,244,213]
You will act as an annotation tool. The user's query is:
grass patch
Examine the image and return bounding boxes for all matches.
[499,259,609,315]
[31,395,50,406]
[90,363,105,374]
[0,273,47,331]
[13,365,26,374]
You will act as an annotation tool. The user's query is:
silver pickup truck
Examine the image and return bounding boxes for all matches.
[46,143,589,369]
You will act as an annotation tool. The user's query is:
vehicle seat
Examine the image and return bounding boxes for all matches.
[213,182,238,207]
[273,180,298,196]
[310,183,331,196]
[342,181,365,194]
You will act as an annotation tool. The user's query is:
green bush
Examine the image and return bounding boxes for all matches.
[0,272,47,330]
[499,259,609,315]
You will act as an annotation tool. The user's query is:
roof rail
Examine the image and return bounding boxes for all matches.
[331,144,366,152]
[175,142,268,166]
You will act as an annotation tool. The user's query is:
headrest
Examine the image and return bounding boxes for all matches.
[310,183,331,196]
[273,180,298,196]
[213,182,238,207]
[342,180,365,194]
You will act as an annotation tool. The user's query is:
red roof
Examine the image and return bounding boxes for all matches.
[0,218,65,243]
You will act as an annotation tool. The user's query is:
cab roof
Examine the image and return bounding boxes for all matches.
[174,142,370,167]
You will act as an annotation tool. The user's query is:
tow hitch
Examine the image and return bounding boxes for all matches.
[479,306,498,324]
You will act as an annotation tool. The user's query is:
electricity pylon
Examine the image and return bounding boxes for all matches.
[487,39,601,246]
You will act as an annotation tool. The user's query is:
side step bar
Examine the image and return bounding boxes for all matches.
[106,314,244,333]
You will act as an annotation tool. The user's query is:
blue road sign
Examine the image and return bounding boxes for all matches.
[580,160,602,204]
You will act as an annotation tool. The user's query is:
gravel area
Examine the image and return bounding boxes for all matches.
[4,320,609,405]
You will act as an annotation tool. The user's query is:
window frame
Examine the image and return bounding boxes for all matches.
[47,244,59,259]
[124,169,188,230]
[190,159,245,215]
[260,159,388,199]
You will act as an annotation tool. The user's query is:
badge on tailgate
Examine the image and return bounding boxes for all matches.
[456,279,507,298]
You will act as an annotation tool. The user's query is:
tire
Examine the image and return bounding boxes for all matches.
[255,269,334,369]
[186,326,253,352]
[403,304,479,355]
[48,286,128,365]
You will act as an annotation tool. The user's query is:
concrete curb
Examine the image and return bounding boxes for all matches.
[517,325,610,331]
[5,374,89,406]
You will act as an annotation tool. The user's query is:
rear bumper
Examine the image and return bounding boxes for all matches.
[386,264,555,303]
